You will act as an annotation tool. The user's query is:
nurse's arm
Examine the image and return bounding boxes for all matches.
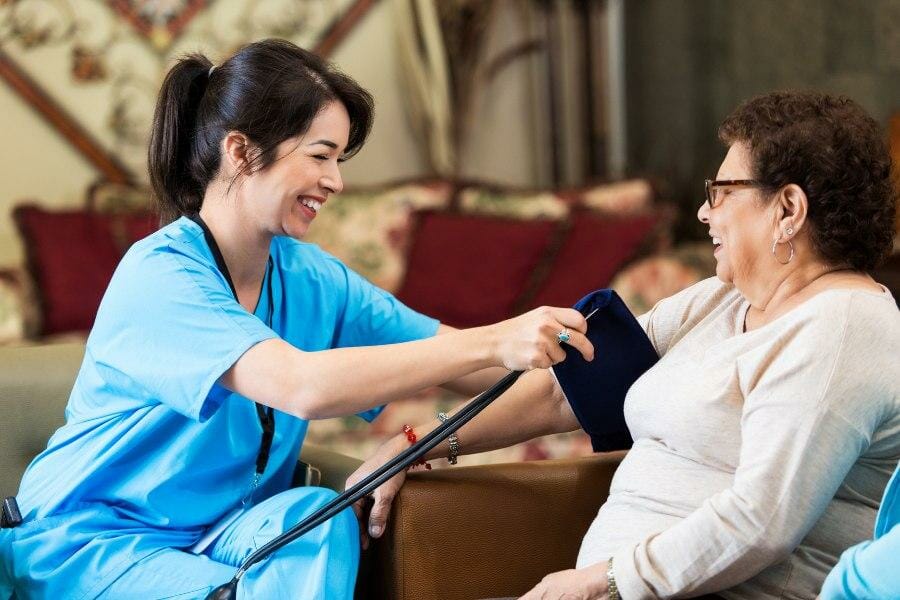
[218,310,592,420]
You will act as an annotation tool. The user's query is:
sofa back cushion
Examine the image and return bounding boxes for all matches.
[396,211,559,328]
[524,210,665,310]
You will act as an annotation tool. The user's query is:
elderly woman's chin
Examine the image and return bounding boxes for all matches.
[712,253,734,284]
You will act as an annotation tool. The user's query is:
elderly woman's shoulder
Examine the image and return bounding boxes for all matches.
[639,277,742,343]
[775,287,900,378]
[803,286,900,338]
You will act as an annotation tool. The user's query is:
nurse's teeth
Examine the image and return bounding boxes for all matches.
[299,198,322,212]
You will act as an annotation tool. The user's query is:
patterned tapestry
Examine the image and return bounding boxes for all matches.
[0,0,357,180]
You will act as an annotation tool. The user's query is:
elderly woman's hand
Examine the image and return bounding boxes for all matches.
[344,433,410,550]
[519,562,609,600]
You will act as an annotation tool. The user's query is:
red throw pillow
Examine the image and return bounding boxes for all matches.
[525,211,662,310]
[13,205,124,335]
[397,211,559,328]
[117,212,159,246]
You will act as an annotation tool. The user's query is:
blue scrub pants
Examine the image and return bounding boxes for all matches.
[99,487,359,600]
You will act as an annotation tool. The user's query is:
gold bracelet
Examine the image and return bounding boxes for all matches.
[607,557,620,600]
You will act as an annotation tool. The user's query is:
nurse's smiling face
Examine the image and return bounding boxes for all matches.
[239,100,350,239]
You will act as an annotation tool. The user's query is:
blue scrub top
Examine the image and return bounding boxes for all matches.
[2,217,438,592]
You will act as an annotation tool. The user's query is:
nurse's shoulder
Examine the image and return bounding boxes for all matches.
[93,216,234,333]
[112,216,229,290]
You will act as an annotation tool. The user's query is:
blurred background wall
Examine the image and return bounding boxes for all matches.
[626,0,900,239]
[1,0,898,268]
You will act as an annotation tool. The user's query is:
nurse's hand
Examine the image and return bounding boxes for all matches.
[486,306,593,372]
[345,433,409,550]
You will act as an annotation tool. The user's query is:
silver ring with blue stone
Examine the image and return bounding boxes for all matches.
[557,329,571,344]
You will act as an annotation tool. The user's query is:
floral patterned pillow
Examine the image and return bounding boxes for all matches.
[456,179,654,221]
[610,242,717,315]
[457,187,570,220]
[303,182,452,293]
[579,179,655,214]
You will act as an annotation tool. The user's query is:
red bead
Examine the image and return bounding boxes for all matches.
[402,425,431,470]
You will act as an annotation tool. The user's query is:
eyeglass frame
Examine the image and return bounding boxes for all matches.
[704,179,765,208]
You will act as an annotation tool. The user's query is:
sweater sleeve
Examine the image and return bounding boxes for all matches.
[612,298,882,598]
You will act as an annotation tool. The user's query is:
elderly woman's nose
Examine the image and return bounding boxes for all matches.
[697,200,710,223]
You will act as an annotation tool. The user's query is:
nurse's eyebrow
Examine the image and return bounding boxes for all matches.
[307,139,338,149]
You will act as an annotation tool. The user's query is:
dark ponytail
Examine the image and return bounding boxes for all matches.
[148,39,375,224]
[148,54,213,223]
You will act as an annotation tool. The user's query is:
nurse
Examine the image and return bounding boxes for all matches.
[0,39,592,599]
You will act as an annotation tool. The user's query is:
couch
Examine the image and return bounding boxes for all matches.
[0,340,626,599]
[0,177,718,467]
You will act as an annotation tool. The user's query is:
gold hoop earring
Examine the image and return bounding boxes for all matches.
[771,239,794,265]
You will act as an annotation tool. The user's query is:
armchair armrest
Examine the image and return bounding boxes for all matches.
[298,443,362,493]
[360,451,625,600]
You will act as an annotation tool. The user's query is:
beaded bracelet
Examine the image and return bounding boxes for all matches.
[437,412,460,464]
[402,425,432,470]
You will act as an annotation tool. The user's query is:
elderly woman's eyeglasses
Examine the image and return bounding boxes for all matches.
[704,179,763,208]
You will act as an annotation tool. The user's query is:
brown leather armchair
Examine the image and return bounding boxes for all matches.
[356,452,626,600]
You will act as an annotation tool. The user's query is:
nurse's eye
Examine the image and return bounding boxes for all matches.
[313,154,329,161]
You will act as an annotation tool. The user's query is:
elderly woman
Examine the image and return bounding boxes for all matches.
[350,90,900,599]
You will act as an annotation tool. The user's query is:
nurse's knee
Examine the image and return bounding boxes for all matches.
[278,487,339,526]
[289,488,355,540]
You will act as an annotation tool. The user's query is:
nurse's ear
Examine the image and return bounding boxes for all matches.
[220,131,255,178]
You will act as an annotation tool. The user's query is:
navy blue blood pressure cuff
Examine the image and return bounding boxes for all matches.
[553,289,659,452]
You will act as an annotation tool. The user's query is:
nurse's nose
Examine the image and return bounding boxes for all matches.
[321,164,343,195]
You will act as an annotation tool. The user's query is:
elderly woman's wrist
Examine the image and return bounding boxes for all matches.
[606,557,619,600]
[583,561,611,598]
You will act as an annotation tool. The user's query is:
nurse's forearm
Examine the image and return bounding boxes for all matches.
[224,331,509,420]
[223,306,594,420]
[294,330,498,417]
[435,324,510,396]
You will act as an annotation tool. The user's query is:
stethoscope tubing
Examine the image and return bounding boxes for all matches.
[210,369,524,597]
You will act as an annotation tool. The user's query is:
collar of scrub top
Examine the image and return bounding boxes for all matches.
[188,213,276,483]
[552,289,659,452]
